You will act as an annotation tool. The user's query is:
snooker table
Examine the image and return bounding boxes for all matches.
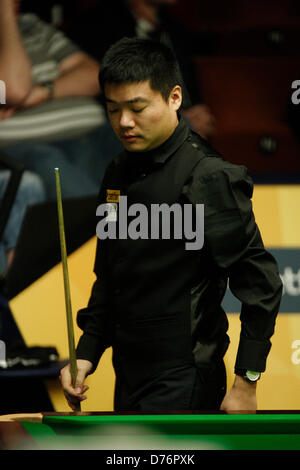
[0,411,300,451]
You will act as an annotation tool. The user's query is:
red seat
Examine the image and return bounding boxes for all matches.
[214,28,300,57]
[194,56,300,173]
[168,0,300,33]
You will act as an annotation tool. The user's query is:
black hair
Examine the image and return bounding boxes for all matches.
[99,37,183,102]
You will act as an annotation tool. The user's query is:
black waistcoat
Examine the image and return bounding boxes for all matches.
[95,119,229,387]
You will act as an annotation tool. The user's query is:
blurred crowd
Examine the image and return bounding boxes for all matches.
[0,0,216,278]
[1,0,299,283]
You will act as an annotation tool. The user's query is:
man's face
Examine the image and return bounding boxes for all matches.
[105,80,182,152]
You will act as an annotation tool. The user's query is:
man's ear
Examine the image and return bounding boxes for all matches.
[169,85,182,111]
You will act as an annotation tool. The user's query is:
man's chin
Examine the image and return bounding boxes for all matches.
[123,141,149,152]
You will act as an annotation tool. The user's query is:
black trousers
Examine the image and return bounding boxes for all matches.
[114,361,227,412]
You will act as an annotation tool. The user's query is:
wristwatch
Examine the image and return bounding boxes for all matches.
[236,369,261,383]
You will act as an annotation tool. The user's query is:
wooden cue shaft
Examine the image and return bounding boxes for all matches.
[54,168,81,412]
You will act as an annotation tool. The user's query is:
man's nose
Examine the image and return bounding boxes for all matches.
[119,110,135,128]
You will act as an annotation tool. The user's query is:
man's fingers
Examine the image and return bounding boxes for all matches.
[59,364,72,390]
[59,360,93,410]
[63,386,89,411]
[64,394,82,411]
[60,365,89,409]
[74,368,89,393]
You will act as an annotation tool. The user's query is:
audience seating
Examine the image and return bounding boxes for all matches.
[194,56,300,176]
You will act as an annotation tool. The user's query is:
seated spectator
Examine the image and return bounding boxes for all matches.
[68,0,217,139]
[0,169,45,278]
[0,0,122,200]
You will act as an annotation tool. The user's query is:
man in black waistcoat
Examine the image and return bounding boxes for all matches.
[60,37,282,412]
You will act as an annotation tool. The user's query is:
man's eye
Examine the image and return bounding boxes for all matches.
[133,108,145,113]
[108,108,118,114]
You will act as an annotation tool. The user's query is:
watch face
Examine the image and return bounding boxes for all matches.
[246,370,260,381]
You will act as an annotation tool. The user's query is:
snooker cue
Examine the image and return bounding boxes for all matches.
[54,168,81,412]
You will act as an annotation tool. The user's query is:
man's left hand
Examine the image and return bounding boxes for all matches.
[220,375,257,413]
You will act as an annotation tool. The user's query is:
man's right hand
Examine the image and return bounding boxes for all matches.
[59,359,93,410]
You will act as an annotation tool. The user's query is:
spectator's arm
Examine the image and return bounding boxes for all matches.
[19,52,101,110]
[0,0,32,105]
[54,52,101,98]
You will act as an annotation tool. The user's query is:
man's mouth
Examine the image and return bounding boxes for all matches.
[122,134,139,143]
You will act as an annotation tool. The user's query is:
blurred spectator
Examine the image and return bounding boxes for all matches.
[0,0,122,200]
[68,0,217,139]
[0,169,45,278]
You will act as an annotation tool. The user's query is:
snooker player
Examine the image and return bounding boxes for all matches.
[60,37,282,412]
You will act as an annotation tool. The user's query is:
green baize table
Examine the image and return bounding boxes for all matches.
[0,411,299,450]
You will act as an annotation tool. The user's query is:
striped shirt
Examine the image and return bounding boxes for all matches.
[0,14,106,148]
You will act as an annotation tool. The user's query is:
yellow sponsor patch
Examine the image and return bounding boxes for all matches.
[106,189,120,203]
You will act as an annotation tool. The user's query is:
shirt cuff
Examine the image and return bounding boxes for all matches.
[76,333,106,373]
[234,336,272,373]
